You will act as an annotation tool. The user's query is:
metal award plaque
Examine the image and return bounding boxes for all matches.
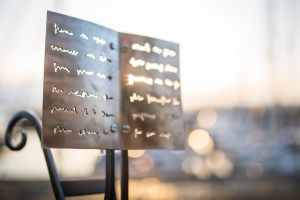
[42,11,185,150]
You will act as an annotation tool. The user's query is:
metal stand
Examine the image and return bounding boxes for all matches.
[4,110,128,200]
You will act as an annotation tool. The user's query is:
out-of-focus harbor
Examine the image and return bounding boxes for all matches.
[1,107,300,199]
[1,0,300,199]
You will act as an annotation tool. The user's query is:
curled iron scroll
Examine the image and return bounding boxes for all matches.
[5,110,42,151]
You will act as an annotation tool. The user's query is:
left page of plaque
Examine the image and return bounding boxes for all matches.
[42,11,121,149]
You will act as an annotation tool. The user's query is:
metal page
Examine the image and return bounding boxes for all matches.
[42,11,121,149]
[119,33,185,149]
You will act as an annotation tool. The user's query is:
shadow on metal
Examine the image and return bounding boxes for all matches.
[5,110,116,200]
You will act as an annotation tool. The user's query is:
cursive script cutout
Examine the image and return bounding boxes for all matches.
[69,91,98,98]
[154,78,163,85]
[163,48,176,57]
[134,128,142,138]
[54,125,73,134]
[101,111,113,117]
[51,45,78,56]
[159,132,177,140]
[103,95,113,101]
[79,129,98,136]
[51,106,77,114]
[152,46,162,54]
[80,33,88,39]
[52,86,63,93]
[128,74,153,85]
[77,69,94,75]
[161,114,178,120]
[93,36,106,44]
[132,113,156,121]
[130,93,144,102]
[54,62,71,73]
[54,23,73,35]
[146,94,171,105]
[129,57,145,67]
[164,64,178,73]
[146,131,156,137]
[86,54,95,59]
[132,43,151,53]
[173,97,180,105]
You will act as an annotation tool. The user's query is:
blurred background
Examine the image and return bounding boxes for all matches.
[1,0,300,199]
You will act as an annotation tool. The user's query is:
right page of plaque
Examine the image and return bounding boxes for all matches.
[120,33,185,149]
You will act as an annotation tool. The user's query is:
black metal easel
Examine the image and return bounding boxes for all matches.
[5,110,128,200]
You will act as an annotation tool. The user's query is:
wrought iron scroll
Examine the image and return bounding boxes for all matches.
[5,110,116,200]
[5,110,64,200]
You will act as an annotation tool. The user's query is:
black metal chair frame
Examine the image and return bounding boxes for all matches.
[5,110,128,200]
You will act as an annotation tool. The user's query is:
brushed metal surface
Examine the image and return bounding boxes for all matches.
[119,33,185,149]
[42,11,121,149]
[42,11,184,149]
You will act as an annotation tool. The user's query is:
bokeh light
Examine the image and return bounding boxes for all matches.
[197,108,217,128]
[188,129,210,150]
[246,163,264,179]
[192,137,214,155]
[181,157,195,175]
[128,150,145,158]
[190,157,212,180]
[246,129,264,148]
[213,160,234,179]
[132,154,154,172]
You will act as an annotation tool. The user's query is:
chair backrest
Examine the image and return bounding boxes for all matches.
[5,110,116,200]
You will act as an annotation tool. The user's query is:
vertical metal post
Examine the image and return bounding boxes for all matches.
[121,150,129,200]
[105,150,116,200]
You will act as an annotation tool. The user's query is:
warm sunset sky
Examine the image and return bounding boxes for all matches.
[0,0,299,112]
